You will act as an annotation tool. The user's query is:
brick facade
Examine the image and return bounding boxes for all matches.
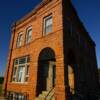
[3,0,99,100]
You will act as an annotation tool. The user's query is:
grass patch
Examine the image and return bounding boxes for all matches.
[0,84,3,95]
[0,77,4,95]
[0,77,4,84]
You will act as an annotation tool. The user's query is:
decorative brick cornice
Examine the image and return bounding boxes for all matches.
[12,0,52,28]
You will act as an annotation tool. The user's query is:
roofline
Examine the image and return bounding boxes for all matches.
[12,0,51,28]
[11,0,96,46]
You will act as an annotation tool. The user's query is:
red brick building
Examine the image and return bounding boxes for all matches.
[4,0,99,100]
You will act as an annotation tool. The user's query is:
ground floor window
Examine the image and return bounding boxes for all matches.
[7,91,27,100]
[11,56,30,83]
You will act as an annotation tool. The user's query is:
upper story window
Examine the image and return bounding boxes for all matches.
[16,33,23,48]
[26,27,32,44]
[12,56,30,83]
[43,15,53,35]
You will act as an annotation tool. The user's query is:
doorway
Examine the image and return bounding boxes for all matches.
[36,47,56,96]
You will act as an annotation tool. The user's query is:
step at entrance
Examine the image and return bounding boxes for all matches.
[35,88,55,100]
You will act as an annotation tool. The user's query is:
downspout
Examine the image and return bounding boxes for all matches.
[4,23,16,96]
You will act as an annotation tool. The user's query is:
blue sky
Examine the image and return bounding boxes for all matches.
[0,0,100,76]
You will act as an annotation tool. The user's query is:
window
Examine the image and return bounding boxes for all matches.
[43,15,53,35]
[12,66,17,81]
[12,56,30,83]
[7,92,26,100]
[18,65,25,82]
[25,65,29,82]
[26,27,32,44]
[17,33,23,48]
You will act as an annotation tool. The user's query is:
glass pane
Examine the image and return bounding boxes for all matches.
[28,29,32,37]
[44,16,52,34]
[15,93,18,99]
[26,65,29,75]
[12,77,16,81]
[17,33,23,47]
[27,56,30,63]
[19,57,26,64]
[25,77,28,82]
[25,65,29,82]
[18,66,23,82]
[46,17,52,26]
[14,59,18,65]
[45,25,52,34]
[19,95,22,100]
[26,28,32,43]
[18,72,22,82]
[13,67,17,76]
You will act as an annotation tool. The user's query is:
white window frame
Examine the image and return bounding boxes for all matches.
[17,32,23,48]
[17,65,25,83]
[43,15,53,35]
[12,56,30,83]
[26,27,32,44]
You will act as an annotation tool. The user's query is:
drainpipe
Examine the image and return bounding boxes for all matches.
[4,23,16,96]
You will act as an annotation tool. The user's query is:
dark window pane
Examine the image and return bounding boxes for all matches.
[25,77,28,82]
[26,65,29,75]
[14,59,18,65]
[13,67,17,76]
[27,56,30,63]
[19,57,26,64]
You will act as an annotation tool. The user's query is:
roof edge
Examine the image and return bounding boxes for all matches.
[12,0,51,28]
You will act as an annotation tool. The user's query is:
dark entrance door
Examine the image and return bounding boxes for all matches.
[36,47,56,96]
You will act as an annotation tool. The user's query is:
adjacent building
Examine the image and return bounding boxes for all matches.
[3,0,99,100]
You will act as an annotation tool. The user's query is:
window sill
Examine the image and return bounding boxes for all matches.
[16,42,32,50]
[43,31,53,36]
[16,45,23,49]
[11,81,28,85]
[26,41,32,45]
